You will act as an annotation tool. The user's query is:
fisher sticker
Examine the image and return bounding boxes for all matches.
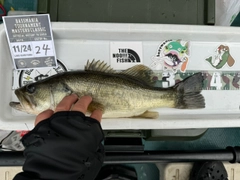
[151,39,190,73]
[205,45,235,69]
[12,59,67,89]
[150,40,189,88]
[110,42,143,70]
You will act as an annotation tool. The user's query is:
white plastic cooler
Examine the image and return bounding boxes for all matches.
[1,22,240,130]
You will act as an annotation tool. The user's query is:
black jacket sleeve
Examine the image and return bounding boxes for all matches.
[13,111,105,180]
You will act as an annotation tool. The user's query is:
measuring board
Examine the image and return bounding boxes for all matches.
[152,71,240,91]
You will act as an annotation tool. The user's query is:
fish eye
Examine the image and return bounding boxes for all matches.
[26,84,36,94]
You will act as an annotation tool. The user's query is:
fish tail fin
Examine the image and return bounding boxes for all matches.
[174,73,205,109]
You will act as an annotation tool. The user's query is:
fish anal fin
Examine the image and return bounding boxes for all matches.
[132,111,159,119]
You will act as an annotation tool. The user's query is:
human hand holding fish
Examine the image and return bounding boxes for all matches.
[13,94,104,180]
[34,94,102,126]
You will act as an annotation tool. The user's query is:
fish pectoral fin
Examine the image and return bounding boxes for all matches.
[87,101,105,113]
[132,111,159,119]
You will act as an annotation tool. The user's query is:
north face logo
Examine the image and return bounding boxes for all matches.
[112,48,140,63]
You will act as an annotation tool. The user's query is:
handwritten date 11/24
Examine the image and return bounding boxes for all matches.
[12,44,51,55]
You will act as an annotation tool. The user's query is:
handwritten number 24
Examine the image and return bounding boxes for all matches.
[35,44,50,55]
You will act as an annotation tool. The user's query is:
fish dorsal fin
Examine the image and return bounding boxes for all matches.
[85,60,155,86]
[85,59,116,73]
[120,65,155,86]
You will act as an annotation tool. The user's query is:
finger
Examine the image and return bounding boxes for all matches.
[90,109,102,123]
[55,94,79,112]
[71,96,92,114]
[35,109,54,126]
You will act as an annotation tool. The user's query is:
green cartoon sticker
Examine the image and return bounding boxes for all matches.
[206,45,235,69]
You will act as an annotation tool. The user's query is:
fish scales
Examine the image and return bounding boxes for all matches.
[61,72,176,117]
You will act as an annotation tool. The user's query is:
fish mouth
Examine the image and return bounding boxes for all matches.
[9,101,23,111]
[10,90,35,111]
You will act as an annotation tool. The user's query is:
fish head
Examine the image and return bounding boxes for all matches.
[10,80,71,115]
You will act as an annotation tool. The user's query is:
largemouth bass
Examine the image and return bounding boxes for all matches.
[10,60,205,119]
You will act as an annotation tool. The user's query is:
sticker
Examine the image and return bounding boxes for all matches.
[1,131,25,151]
[12,59,67,89]
[152,71,176,88]
[110,41,143,70]
[3,14,57,70]
[151,71,240,90]
[151,39,189,73]
[205,45,235,69]
[150,39,189,88]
